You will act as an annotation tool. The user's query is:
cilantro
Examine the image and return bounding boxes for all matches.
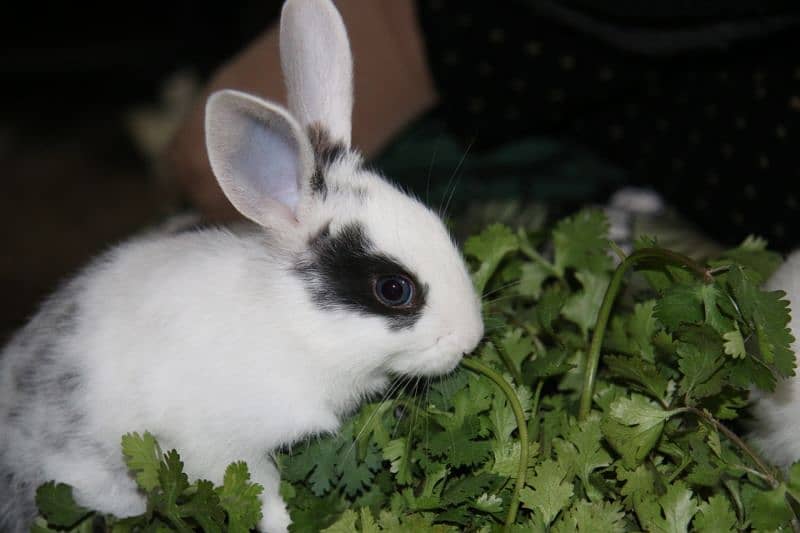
[520,459,574,526]
[34,482,91,528]
[692,494,738,532]
[217,462,263,533]
[552,209,611,276]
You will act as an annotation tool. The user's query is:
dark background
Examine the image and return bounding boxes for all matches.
[0,3,283,341]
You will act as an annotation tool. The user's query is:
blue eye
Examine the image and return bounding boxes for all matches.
[374,275,415,307]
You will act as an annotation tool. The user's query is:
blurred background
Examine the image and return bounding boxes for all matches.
[1,2,284,341]
[2,0,799,342]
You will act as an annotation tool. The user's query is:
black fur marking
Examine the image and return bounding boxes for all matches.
[295,222,426,330]
[307,124,348,197]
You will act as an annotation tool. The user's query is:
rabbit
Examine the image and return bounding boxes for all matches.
[747,249,800,470]
[0,0,484,531]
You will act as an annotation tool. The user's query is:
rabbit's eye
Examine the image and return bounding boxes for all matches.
[374,275,415,307]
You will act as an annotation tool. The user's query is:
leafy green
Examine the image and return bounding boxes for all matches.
[35,482,91,528]
[34,209,799,533]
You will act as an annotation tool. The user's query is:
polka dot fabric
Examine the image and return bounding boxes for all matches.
[416,0,800,252]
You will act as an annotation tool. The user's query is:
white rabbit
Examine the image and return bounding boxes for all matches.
[747,250,800,470]
[0,0,484,531]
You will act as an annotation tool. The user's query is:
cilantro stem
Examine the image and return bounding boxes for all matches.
[578,248,713,421]
[683,406,778,488]
[497,346,524,384]
[460,357,528,529]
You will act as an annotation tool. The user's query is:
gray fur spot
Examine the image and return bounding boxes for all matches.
[0,465,37,533]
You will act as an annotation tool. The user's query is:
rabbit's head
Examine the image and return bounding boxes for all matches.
[205,0,483,378]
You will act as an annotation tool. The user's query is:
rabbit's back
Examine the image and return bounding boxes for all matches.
[0,278,91,531]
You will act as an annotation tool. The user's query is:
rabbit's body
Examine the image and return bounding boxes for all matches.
[0,1,484,531]
[748,250,800,469]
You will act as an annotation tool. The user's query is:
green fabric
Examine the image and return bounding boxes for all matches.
[373,117,624,240]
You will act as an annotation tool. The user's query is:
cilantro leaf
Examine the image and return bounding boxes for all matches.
[562,270,610,336]
[180,480,225,533]
[518,262,551,299]
[464,224,519,293]
[743,483,793,530]
[728,265,795,382]
[320,509,358,533]
[636,481,698,533]
[605,354,667,401]
[552,209,611,275]
[722,328,746,359]
[654,283,704,331]
[121,431,163,492]
[552,500,626,533]
[692,494,737,532]
[383,438,414,486]
[520,459,574,526]
[35,482,92,528]
[216,461,263,533]
[554,414,612,501]
[602,395,681,468]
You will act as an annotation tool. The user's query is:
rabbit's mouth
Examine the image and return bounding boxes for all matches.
[388,334,473,377]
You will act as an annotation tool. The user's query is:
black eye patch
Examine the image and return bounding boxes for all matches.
[294,222,427,330]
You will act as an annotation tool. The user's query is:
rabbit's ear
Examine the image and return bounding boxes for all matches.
[205,89,315,230]
[280,0,353,147]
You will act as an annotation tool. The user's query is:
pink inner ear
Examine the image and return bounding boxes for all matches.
[235,116,302,214]
[206,90,315,229]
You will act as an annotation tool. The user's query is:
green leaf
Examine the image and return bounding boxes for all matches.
[35,482,91,528]
[151,450,191,530]
[518,262,551,299]
[180,480,225,533]
[321,508,358,533]
[498,328,535,377]
[527,346,574,379]
[692,494,737,533]
[601,395,681,468]
[636,481,698,533]
[556,414,612,501]
[728,265,796,383]
[473,493,504,514]
[121,431,163,492]
[655,284,704,331]
[605,354,668,401]
[359,507,380,533]
[520,459,574,526]
[676,339,726,399]
[464,224,519,293]
[617,464,656,509]
[562,270,610,335]
[283,438,341,495]
[383,438,414,486]
[532,285,567,334]
[744,483,793,530]
[441,472,500,507]
[552,209,611,275]
[552,500,626,533]
[722,328,746,359]
[712,235,783,282]
[216,461,263,533]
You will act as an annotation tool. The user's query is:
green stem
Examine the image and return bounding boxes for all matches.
[497,346,524,384]
[684,406,778,489]
[578,248,712,420]
[461,357,528,529]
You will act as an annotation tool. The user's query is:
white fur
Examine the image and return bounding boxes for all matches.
[0,1,483,532]
[280,0,353,146]
[748,250,800,469]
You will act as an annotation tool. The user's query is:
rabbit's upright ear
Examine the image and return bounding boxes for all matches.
[205,90,315,230]
[280,0,354,147]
